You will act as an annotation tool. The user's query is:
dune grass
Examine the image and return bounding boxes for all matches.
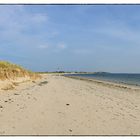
[0,61,40,80]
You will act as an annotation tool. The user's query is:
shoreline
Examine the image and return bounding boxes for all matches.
[64,75,140,91]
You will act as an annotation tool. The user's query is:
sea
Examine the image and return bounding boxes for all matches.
[65,73,140,86]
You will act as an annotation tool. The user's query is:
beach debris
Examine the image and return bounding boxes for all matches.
[66,104,70,106]
[0,105,3,108]
[12,82,19,86]
[38,81,48,86]
[14,93,19,95]
[69,129,72,132]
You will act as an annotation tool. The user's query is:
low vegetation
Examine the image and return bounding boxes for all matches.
[0,61,40,80]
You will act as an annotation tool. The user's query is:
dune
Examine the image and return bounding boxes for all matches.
[0,61,41,90]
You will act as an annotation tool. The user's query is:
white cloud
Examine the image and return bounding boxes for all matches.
[74,49,92,55]
[92,20,140,47]
[57,43,67,49]
[30,13,48,23]
[0,5,48,38]
[38,44,50,49]
[51,31,59,37]
[0,5,53,53]
[37,42,67,52]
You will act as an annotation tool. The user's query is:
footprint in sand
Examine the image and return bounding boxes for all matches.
[58,111,65,115]
[33,97,37,101]
[113,113,119,117]
[14,93,19,95]
[120,108,123,111]
[8,99,13,103]
[0,106,3,109]
[4,99,14,103]
[27,93,30,95]
[12,126,15,129]
[129,114,137,119]
[0,131,5,134]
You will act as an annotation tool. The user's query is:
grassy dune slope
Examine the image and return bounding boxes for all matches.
[0,61,40,80]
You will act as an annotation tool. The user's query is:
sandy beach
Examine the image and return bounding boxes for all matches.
[0,74,140,135]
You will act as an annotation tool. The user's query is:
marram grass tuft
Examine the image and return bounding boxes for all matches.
[0,61,41,80]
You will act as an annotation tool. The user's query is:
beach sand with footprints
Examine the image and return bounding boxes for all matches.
[0,74,140,135]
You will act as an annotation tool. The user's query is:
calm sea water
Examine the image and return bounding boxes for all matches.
[66,73,140,86]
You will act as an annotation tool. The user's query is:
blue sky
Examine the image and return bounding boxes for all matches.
[0,5,140,73]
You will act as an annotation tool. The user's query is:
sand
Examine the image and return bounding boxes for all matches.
[0,74,140,135]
